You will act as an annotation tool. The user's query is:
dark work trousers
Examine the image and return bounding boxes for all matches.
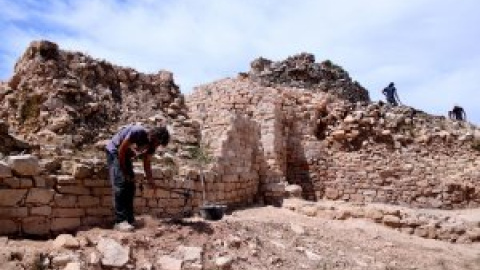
[106,151,135,224]
[387,96,398,106]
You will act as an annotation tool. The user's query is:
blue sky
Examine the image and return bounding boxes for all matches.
[1,0,479,124]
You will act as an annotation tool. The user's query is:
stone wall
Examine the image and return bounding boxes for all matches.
[0,154,259,236]
[189,79,296,204]
[202,114,261,205]
[188,54,480,210]
[290,98,480,209]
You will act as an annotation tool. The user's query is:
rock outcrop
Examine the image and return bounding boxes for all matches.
[0,40,199,160]
[248,52,370,103]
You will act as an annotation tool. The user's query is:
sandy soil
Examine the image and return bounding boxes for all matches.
[1,204,480,270]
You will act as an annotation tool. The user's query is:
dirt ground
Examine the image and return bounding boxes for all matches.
[1,203,480,270]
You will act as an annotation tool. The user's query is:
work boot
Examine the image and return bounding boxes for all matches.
[114,221,134,232]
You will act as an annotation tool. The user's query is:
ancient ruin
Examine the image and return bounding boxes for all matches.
[0,40,479,269]
[188,52,480,210]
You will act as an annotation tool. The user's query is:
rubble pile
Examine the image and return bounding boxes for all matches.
[0,153,213,236]
[1,206,479,270]
[283,198,480,243]
[306,99,480,208]
[248,52,370,103]
[0,40,199,158]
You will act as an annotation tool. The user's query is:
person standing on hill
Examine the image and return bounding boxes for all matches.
[382,82,401,106]
[105,124,170,232]
[449,105,467,121]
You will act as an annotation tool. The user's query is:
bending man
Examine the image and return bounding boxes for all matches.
[106,124,170,232]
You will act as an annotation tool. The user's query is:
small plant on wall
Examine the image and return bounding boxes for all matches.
[189,142,214,169]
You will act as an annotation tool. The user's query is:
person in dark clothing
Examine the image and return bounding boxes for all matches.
[105,124,170,231]
[449,105,467,121]
[382,82,401,106]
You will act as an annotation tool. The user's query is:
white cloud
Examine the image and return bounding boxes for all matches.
[0,0,479,124]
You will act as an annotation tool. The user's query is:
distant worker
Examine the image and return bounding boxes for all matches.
[449,105,466,121]
[382,82,401,106]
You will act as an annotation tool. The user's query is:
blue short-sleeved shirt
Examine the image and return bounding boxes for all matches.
[106,124,154,155]
[383,86,396,98]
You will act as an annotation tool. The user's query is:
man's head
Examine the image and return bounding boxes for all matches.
[150,126,170,147]
[389,82,394,87]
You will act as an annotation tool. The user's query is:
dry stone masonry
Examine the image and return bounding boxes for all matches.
[1,42,480,238]
[0,154,209,236]
[188,53,480,210]
[0,41,260,236]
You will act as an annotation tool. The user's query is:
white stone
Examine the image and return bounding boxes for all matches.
[215,256,233,270]
[290,224,305,235]
[157,256,183,270]
[97,238,130,267]
[88,252,101,265]
[177,246,203,262]
[51,253,79,267]
[305,250,323,261]
[53,234,80,249]
[63,262,81,270]
[285,184,302,198]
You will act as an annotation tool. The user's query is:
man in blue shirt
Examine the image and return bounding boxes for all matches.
[106,124,170,231]
[382,82,401,106]
[449,105,467,121]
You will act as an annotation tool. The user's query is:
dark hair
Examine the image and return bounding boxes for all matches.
[389,82,394,87]
[151,126,170,146]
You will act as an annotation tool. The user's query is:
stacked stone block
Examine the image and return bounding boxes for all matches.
[0,154,259,236]
[187,53,480,210]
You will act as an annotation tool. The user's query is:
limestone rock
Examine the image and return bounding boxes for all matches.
[22,217,50,235]
[26,188,55,204]
[53,234,80,249]
[299,205,318,217]
[215,256,233,270]
[97,237,130,267]
[51,253,79,267]
[0,190,27,206]
[285,184,302,198]
[177,245,203,262]
[72,163,92,179]
[63,262,81,270]
[0,161,12,178]
[7,155,39,176]
[382,215,402,228]
[157,256,183,270]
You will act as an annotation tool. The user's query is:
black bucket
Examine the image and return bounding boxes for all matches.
[199,204,227,221]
